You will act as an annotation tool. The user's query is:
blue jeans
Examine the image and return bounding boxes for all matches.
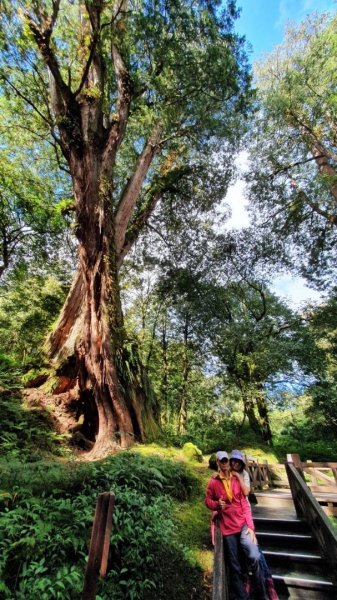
[223,526,267,600]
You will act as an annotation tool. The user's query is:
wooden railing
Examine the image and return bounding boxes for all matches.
[287,453,337,515]
[245,459,273,490]
[298,460,337,490]
[244,457,286,490]
[244,454,337,496]
[286,460,337,584]
[212,523,229,600]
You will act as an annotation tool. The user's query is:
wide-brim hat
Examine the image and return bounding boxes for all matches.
[230,449,245,464]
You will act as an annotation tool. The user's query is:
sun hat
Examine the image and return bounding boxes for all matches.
[230,449,245,464]
[216,451,229,461]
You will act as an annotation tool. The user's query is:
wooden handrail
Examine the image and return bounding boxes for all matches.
[285,462,337,584]
[212,523,229,600]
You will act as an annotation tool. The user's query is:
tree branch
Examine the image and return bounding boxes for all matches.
[117,164,193,267]
[25,9,74,110]
[0,75,53,127]
[117,190,162,268]
[269,154,326,178]
[244,281,267,322]
[290,180,337,225]
[101,44,133,175]
[114,126,162,256]
[74,1,105,97]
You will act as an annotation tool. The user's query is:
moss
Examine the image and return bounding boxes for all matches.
[142,412,161,442]
[21,368,50,387]
[40,375,59,394]
[182,442,203,463]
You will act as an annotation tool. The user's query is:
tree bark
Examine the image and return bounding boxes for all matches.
[256,393,273,444]
[160,316,169,426]
[72,151,134,454]
[241,385,264,440]
[45,146,160,456]
[177,315,190,435]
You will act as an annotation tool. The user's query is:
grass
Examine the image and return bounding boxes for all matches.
[134,443,216,572]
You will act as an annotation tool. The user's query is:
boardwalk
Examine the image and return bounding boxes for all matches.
[251,490,337,599]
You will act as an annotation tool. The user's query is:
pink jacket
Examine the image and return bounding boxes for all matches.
[205,475,254,536]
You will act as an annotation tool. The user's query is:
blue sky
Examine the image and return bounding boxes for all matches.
[234,0,336,61]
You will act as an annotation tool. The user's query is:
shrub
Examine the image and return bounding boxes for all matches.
[182,442,203,463]
[0,393,64,461]
[0,453,203,599]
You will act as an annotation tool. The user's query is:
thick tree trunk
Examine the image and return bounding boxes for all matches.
[44,153,159,457]
[25,5,161,458]
[256,393,273,445]
[76,164,149,455]
[46,269,85,365]
[241,386,263,439]
[241,385,272,444]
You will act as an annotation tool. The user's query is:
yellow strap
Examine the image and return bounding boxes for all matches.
[220,474,233,502]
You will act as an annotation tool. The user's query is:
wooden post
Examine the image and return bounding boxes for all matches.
[307,459,317,486]
[287,453,305,479]
[332,467,337,485]
[82,492,115,600]
[212,523,228,600]
[256,460,263,490]
[263,459,272,487]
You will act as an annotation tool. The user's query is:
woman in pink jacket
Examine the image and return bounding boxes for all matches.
[205,451,268,600]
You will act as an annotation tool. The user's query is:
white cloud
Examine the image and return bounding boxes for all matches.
[277,0,336,29]
[277,0,292,30]
[221,151,250,230]
[223,179,250,230]
[270,274,322,308]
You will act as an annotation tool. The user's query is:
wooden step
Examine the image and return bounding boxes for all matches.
[254,516,309,535]
[256,530,318,552]
[251,491,294,509]
[273,574,337,599]
[250,491,337,598]
[266,552,327,578]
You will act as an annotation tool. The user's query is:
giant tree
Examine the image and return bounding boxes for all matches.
[0,0,251,455]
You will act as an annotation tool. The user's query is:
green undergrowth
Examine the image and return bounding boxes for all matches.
[134,444,215,572]
[0,451,209,600]
[0,391,69,461]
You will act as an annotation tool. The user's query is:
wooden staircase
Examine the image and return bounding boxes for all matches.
[252,499,337,599]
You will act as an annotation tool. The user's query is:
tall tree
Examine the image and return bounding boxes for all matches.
[305,296,337,433]
[157,272,316,443]
[0,0,251,455]
[246,13,337,290]
[209,281,310,442]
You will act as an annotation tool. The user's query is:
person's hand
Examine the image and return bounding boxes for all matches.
[245,527,257,544]
[218,499,227,509]
[231,470,241,480]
